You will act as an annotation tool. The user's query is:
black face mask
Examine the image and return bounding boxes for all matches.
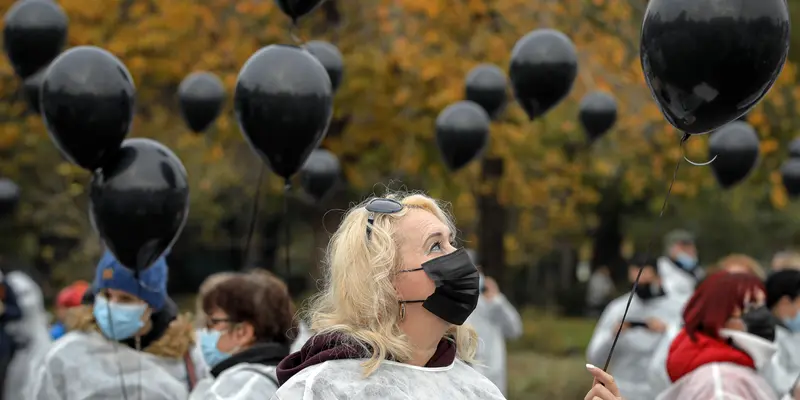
[742,306,777,342]
[634,282,665,301]
[398,248,480,325]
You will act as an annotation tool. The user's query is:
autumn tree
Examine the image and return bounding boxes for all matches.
[0,0,798,293]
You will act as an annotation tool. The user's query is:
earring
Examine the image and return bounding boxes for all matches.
[399,303,406,321]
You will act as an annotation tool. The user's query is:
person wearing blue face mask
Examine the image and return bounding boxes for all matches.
[189,269,296,399]
[28,250,206,400]
[764,269,800,397]
[657,229,705,297]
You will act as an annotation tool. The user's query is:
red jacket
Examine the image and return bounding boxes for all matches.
[666,328,755,383]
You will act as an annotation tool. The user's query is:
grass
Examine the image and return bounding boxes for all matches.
[508,308,597,356]
[504,309,597,399]
[507,351,591,400]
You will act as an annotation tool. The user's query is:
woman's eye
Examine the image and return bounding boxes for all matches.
[430,242,442,252]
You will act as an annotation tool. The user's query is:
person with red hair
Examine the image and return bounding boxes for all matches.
[49,280,89,340]
[650,271,783,399]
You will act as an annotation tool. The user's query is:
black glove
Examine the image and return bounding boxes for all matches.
[742,306,777,342]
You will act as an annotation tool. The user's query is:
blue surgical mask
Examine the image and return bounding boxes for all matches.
[784,312,800,332]
[675,252,698,271]
[200,329,234,368]
[93,296,147,341]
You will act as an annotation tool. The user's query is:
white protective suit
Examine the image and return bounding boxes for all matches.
[586,291,686,400]
[656,363,781,400]
[647,324,681,396]
[764,325,800,396]
[657,257,702,297]
[291,321,313,353]
[3,271,52,400]
[655,330,784,400]
[190,363,278,400]
[464,294,523,395]
[271,358,506,400]
[29,319,206,400]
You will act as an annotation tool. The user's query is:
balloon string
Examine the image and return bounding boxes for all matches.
[243,165,266,267]
[134,269,142,400]
[283,181,292,278]
[290,20,303,45]
[602,137,686,371]
[106,292,130,400]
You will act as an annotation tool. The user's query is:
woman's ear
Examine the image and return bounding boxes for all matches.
[239,322,256,344]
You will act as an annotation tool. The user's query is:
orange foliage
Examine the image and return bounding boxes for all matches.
[0,0,797,267]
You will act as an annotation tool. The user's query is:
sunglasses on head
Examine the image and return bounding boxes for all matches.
[365,198,404,240]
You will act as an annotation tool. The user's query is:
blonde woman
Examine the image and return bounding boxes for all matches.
[273,193,504,399]
[714,254,766,279]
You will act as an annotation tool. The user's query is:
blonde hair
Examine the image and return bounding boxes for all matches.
[714,254,765,279]
[305,192,478,376]
[772,251,800,272]
[195,271,237,328]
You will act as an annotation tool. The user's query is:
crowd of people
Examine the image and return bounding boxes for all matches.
[7,191,799,399]
[0,191,684,400]
[587,230,800,399]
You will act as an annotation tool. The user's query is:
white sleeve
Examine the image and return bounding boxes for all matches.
[586,300,623,367]
[6,271,45,312]
[27,357,65,400]
[763,353,800,398]
[201,369,279,399]
[486,294,523,339]
[648,325,679,395]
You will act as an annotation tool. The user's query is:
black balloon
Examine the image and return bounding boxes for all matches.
[707,122,760,189]
[0,178,20,218]
[235,45,333,180]
[435,101,490,171]
[465,64,507,119]
[578,92,617,141]
[782,159,800,198]
[640,0,789,134]
[23,67,45,114]
[274,0,325,22]
[89,138,189,271]
[3,0,68,79]
[178,72,225,134]
[509,29,578,120]
[305,41,344,93]
[789,138,800,159]
[301,149,340,202]
[41,46,135,171]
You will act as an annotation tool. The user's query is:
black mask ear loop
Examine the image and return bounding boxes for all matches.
[396,266,425,321]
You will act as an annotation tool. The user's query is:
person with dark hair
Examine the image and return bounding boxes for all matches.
[29,250,205,399]
[586,253,685,399]
[764,270,800,397]
[190,269,297,399]
[463,249,522,396]
[650,271,779,399]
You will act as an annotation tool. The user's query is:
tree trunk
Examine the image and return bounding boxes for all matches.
[590,188,626,282]
[478,157,506,283]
